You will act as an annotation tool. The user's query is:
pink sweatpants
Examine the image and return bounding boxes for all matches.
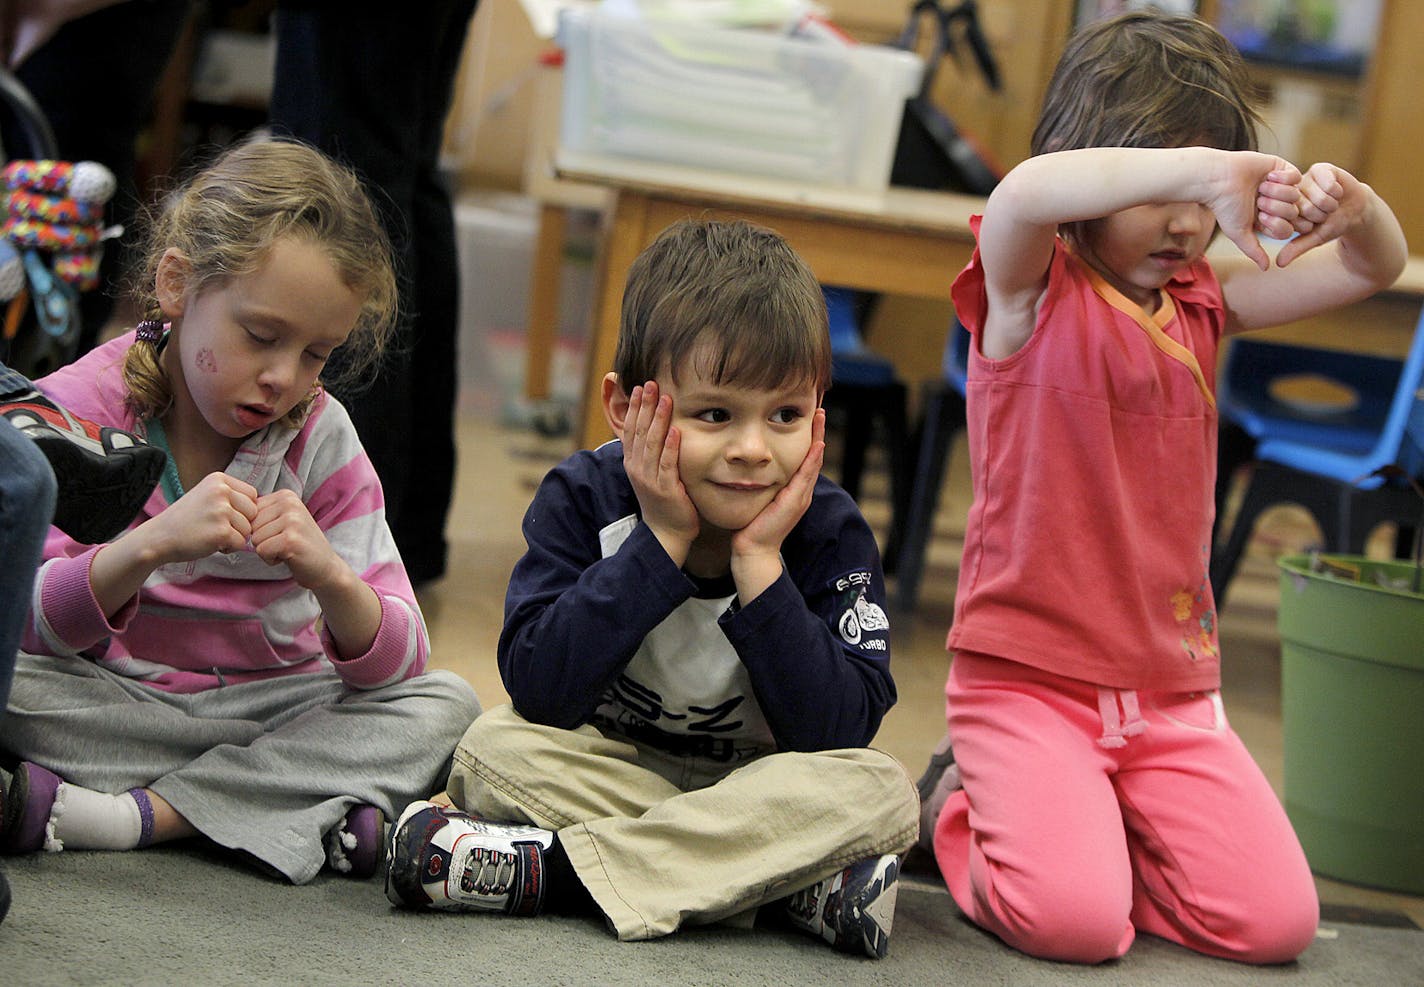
[933,650,1319,965]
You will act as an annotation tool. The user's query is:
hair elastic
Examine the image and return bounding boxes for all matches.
[135,319,165,344]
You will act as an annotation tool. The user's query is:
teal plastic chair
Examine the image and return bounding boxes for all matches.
[1212,337,1407,545]
[1210,306,1424,604]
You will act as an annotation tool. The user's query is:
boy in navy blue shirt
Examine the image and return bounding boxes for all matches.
[384,219,918,958]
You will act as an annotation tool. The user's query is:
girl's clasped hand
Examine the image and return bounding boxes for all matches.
[1247,157,1364,269]
[152,473,346,591]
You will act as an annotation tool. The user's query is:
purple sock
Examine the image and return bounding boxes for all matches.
[127,788,156,847]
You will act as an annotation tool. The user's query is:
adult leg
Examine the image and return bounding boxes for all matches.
[451,705,918,941]
[14,0,194,344]
[0,419,54,925]
[394,40,467,578]
[269,0,478,583]
[0,410,55,710]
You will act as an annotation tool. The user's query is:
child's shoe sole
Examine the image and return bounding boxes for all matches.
[3,398,165,543]
[0,762,63,855]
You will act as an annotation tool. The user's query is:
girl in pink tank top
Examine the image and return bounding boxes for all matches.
[919,9,1407,966]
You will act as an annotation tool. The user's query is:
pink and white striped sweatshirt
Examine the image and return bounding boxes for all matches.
[21,331,429,694]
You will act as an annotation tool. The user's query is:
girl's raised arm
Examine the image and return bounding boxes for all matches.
[1215,164,1407,335]
[977,147,1300,358]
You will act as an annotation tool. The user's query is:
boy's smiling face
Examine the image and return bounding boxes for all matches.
[658,344,819,535]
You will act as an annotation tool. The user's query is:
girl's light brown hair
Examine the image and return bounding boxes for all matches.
[1033,11,1264,246]
[123,136,398,426]
[1034,10,1262,155]
[614,219,831,398]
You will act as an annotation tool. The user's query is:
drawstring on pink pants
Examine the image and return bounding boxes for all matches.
[1096,687,1148,749]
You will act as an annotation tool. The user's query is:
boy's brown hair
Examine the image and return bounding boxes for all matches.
[614,219,831,397]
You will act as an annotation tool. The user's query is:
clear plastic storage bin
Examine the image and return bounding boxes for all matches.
[557,9,923,193]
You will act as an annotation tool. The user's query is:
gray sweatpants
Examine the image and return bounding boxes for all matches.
[1,651,481,884]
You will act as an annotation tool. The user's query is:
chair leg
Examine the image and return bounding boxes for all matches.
[895,381,966,612]
[1209,465,1273,606]
[826,381,914,567]
[1212,462,1424,606]
[881,379,912,574]
[1397,525,1419,561]
[838,393,872,501]
[1337,487,1366,554]
[1213,422,1255,550]
[1341,486,1424,557]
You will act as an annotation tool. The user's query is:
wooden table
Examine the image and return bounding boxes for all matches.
[555,151,987,449]
[549,151,1424,449]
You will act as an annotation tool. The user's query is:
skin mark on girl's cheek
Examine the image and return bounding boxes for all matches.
[196,348,218,374]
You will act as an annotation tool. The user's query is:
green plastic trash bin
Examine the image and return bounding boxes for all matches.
[1277,554,1424,895]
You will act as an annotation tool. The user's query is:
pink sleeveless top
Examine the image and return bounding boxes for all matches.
[948,219,1225,692]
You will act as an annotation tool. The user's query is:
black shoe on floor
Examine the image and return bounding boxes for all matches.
[2,388,166,543]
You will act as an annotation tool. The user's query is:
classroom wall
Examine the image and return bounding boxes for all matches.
[1358,0,1424,254]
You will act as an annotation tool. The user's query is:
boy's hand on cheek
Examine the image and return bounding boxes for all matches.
[730,409,826,602]
[622,380,699,565]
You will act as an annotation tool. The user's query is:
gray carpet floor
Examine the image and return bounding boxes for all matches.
[3,844,1421,986]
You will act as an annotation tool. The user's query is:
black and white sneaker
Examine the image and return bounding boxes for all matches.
[786,854,900,959]
[384,800,553,916]
[1,388,164,543]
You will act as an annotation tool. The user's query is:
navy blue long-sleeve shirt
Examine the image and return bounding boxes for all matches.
[497,442,896,757]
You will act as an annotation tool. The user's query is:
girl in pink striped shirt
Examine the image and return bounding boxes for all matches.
[0,138,479,884]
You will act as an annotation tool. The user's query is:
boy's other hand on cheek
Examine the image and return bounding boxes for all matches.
[622,380,699,565]
[730,408,826,603]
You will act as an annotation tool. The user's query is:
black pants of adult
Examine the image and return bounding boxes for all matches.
[269,0,480,585]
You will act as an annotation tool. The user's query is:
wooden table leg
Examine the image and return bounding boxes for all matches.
[577,192,650,449]
[523,203,568,402]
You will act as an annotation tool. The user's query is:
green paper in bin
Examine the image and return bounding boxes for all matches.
[1276,554,1424,895]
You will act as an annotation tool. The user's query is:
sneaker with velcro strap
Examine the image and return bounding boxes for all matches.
[384,800,552,916]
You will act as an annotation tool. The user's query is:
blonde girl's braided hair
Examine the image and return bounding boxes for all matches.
[123,136,399,426]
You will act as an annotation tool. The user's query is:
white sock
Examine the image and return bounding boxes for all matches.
[49,784,144,851]
[325,817,357,873]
